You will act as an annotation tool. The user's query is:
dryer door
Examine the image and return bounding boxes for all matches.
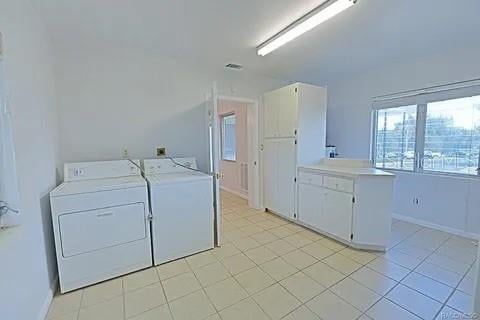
[59,203,147,257]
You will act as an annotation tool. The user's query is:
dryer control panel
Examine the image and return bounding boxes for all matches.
[64,160,141,182]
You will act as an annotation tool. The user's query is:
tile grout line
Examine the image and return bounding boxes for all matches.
[359,224,437,319]
[224,195,477,319]
[121,276,126,320]
[154,266,175,320]
[213,198,477,320]
[297,249,383,318]
[437,260,477,317]
[369,226,455,320]
[185,253,223,319]
[224,205,384,319]
[77,289,85,320]
[224,224,365,318]
[219,230,328,318]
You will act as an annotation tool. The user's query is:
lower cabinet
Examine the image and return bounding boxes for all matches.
[297,183,324,228]
[322,189,353,242]
[296,167,394,251]
[298,183,353,243]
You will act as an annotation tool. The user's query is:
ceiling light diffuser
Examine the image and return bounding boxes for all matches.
[257,0,356,56]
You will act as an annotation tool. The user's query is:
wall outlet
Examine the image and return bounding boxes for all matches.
[122,148,128,159]
[156,147,166,157]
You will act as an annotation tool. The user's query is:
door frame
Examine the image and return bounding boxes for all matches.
[217,95,261,209]
[205,83,221,246]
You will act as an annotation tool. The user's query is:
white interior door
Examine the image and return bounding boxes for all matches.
[206,82,221,246]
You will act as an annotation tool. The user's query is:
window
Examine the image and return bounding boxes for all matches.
[375,105,417,171]
[221,114,236,161]
[423,96,480,175]
[372,91,480,177]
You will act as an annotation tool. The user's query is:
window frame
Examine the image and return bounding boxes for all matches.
[372,86,480,178]
[220,112,237,162]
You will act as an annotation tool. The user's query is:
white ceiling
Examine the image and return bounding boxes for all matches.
[32,0,480,83]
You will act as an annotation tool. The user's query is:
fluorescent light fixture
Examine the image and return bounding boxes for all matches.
[257,0,356,56]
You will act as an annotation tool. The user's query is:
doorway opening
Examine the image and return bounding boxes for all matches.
[217,96,260,209]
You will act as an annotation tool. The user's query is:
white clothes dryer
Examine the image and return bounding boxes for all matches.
[50,160,152,293]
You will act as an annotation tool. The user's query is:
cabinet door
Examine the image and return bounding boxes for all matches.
[263,92,279,138]
[298,183,324,228]
[277,86,298,138]
[263,140,278,212]
[321,190,353,242]
[276,139,296,219]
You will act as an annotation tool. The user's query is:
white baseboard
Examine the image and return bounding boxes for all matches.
[38,276,58,320]
[392,213,480,240]
[220,186,248,200]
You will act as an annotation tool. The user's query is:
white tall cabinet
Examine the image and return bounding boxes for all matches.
[262,83,327,220]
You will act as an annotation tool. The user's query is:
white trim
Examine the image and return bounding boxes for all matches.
[220,186,248,200]
[217,95,257,104]
[392,213,480,240]
[37,276,58,320]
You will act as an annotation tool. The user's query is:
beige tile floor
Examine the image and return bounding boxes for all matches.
[46,191,478,320]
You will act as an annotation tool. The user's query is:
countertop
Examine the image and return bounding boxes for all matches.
[299,164,396,177]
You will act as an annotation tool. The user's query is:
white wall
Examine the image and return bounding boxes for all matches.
[0,1,60,320]
[218,99,248,198]
[54,48,285,172]
[327,45,480,237]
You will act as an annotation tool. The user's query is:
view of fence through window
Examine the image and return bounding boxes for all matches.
[375,105,417,170]
[374,95,480,175]
[424,96,480,175]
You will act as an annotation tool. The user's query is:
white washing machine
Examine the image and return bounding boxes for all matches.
[144,157,214,265]
[50,160,152,293]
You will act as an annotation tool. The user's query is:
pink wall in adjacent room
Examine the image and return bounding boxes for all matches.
[218,99,248,198]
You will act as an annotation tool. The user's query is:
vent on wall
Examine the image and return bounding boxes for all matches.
[225,63,243,70]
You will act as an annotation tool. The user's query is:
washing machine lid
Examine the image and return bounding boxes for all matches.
[146,171,212,185]
[51,176,146,197]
